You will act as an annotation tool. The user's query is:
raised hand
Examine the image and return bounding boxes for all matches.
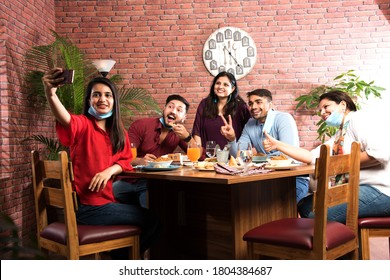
[172,123,190,140]
[263,131,278,152]
[220,114,236,142]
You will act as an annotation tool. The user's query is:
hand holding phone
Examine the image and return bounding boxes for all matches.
[58,69,74,85]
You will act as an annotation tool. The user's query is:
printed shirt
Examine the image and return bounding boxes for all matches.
[311,110,390,196]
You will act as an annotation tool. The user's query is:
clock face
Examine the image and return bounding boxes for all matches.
[203,26,257,80]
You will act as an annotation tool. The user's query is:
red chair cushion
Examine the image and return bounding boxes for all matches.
[243,218,356,250]
[40,222,141,245]
[358,217,390,228]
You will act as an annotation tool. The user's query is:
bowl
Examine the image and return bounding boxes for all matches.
[146,160,173,168]
[267,157,293,167]
[252,155,268,162]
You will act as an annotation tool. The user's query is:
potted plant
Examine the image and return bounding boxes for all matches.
[23,31,160,159]
[295,70,385,142]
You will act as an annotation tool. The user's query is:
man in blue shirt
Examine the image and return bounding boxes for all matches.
[220,89,309,203]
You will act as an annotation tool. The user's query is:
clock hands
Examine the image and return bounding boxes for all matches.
[223,45,243,69]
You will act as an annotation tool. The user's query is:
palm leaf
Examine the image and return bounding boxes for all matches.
[21,135,65,160]
[119,87,161,117]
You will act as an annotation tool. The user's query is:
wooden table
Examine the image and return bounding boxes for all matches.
[123,164,314,259]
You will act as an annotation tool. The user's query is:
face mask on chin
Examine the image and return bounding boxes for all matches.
[325,104,344,127]
[88,106,113,120]
[159,117,173,129]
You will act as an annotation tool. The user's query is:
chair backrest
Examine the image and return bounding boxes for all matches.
[31,150,79,257]
[312,142,360,255]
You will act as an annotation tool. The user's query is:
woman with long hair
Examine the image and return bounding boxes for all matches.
[192,71,250,158]
[42,69,161,258]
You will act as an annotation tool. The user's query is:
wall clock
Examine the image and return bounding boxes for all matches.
[202,26,257,80]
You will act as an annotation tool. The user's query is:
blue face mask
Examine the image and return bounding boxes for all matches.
[325,106,344,127]
[88,106,113,120]
[159,117,173,130]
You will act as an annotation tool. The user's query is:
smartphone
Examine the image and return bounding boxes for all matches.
[58,69,75,85]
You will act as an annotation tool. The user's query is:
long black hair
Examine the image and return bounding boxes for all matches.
[204,71,246,119]
[319,90,357,112]
[82,76,126,154]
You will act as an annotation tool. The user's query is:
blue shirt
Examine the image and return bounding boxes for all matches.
[229,109,300,156]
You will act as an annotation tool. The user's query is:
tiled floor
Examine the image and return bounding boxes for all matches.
[369,237,390,260]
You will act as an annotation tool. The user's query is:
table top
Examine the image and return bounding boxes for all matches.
[122,164,314,185]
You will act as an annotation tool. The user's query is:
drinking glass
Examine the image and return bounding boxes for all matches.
[130,143,137,159]
[215,144,229,164]
[237,142,253,171]
[205,141,216,158]
[187,141,201,164]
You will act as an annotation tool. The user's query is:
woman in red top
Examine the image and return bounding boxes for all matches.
[42,69,161,258]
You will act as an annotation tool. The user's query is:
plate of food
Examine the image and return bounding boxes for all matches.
[146,156,173,168]
[193,161,216,171]
[266,154,293,167]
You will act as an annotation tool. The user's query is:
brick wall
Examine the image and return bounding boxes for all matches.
[0,0,57,248]
[54,0,390,149]
[1,0,390,249]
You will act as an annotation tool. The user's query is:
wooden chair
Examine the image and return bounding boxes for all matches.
[243,142,361,260]
[31,150,141,260]
[358,217,390,260]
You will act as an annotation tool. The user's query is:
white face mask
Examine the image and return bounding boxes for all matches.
[88,106,113,120]
[325,104,344,127]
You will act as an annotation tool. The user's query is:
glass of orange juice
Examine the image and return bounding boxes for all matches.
[187,141,201,164]
[131,143,137,159]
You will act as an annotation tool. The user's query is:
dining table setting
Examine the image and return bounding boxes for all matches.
[122,152,314,259]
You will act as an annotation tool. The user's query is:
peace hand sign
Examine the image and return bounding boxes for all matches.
[220,114,236,142]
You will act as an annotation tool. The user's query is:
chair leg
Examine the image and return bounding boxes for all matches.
[351,248,359,260]
[359,228,371,260]
[247,242,255,260]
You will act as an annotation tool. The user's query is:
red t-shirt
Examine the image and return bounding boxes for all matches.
[56,114,133,206]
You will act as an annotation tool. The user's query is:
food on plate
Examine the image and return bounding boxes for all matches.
[204,157,217,162]
[270,154,288,160]
[267,154,292,167]
[167,153,182,162]
[254,152,266,156]
[228,156,238,167]
[146,158,173,168]
[194,161,215,169]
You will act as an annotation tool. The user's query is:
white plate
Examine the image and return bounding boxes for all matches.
[141,165,181,172]
[264,164,300,170]
[146,160,173,168]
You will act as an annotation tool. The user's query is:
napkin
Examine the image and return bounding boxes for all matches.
[214,163,273,176]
